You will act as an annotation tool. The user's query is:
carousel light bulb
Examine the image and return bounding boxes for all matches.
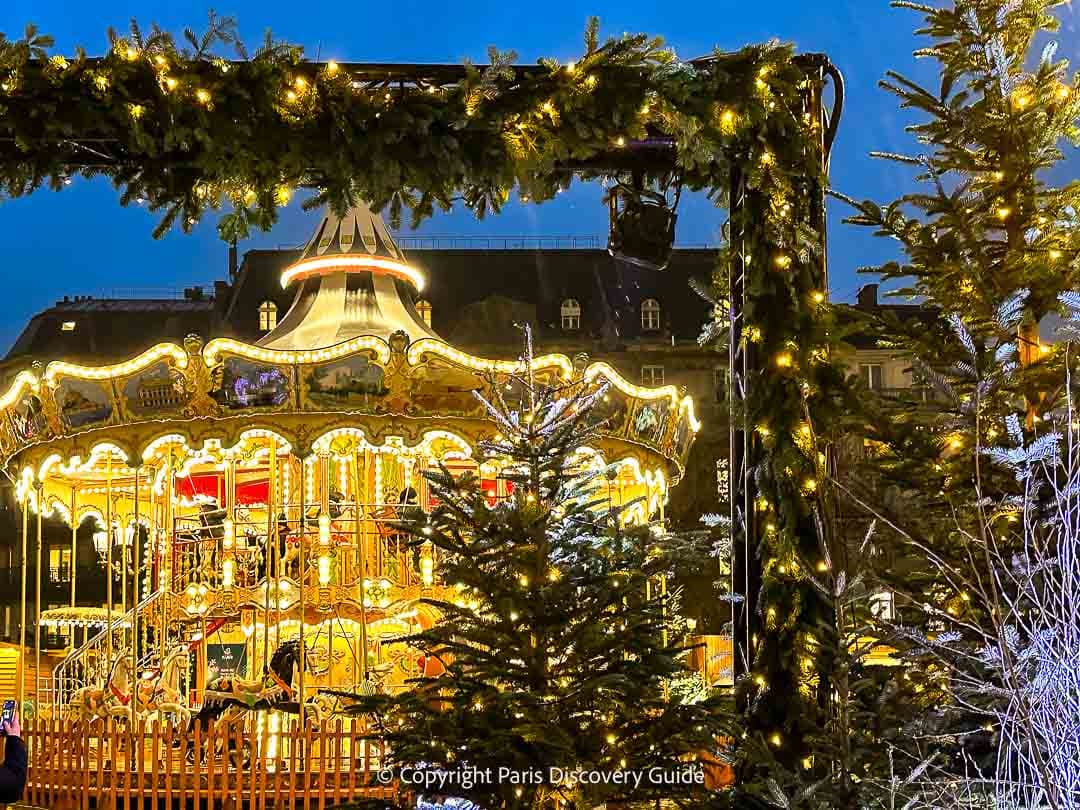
[318,555,330,586]
[326,61,339,75]
[195,88,211,104]
[222,559,234,587]
[222,518,234,549]
[319,513,330,546]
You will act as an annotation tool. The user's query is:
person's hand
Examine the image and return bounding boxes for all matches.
[2,711,20,739]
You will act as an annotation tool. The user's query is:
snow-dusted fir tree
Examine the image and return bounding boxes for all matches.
[350,328,727,809]
[936,296,1080,809]
[829,1,1080,804]
[831,296,1080,809]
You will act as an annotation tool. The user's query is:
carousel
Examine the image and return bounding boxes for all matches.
[0,202,699,793]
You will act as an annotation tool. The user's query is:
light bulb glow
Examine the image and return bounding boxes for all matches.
[281,255,426,292]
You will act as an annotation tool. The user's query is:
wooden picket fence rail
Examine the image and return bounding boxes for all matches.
[21,715,401,809]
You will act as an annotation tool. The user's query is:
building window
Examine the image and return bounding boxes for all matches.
[859,363,883,391]
[910,367,933,402]
[641,365,665,386]
[416,298,432,326]
[561,299,581,330]
[258,300,278,332]
[60,321,76,332]
[714,366,726,403]
[869,589,895,621]
[48,548,71,583]
[641,298,661,331]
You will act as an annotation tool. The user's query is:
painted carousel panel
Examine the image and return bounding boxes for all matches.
[120,360,191,418]
[54,378,114,431]
[632,398,671,444]
[212,357,290,411]
[302,354,387,411]
[6,390,49,443]
[594,388,631,436]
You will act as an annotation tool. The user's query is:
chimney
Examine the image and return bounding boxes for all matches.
[857,283,879,309]
[228,241,239,280]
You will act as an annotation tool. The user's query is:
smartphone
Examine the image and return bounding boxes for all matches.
[0,700,14,734]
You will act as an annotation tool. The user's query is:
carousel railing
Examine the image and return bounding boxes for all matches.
[22,715,397,810]
[170,502,434,595]
[52,590,162,709]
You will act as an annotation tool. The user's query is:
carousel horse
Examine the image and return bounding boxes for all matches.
[67,652,138,723]
[136,645,192,726]
[186,639,331,767]
[189,639,328,730]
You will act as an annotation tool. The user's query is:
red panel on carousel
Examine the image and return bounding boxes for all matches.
[175,472,269,505]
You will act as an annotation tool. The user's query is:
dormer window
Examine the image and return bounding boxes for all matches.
[561,299,581,330]
[259,300,278,332]
[60,321,76,332]
[416,298,432,326]
[641,298,661,331]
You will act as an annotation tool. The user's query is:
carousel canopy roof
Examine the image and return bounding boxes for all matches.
[260,202,437,350]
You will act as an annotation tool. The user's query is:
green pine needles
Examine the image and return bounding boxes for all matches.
[347,331,727,809]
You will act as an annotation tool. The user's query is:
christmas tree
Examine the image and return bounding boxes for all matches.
[351,329,727,809]
[831,0,1080,801]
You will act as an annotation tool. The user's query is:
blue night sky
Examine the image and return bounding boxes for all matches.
[2,1,1078,353]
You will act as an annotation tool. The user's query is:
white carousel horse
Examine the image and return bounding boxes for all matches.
[67,652,138,723]
[136,645,192,727]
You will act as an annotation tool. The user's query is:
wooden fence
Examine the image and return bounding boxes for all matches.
[21,716,400,809]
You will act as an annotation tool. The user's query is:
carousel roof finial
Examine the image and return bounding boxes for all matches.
[259,201,437,350]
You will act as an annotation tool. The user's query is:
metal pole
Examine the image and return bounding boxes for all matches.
[265,439,276,676]
[18,494,28,710]
[34,483,43,710]
[321,454,332,689]
[70,486,77,609]
[131,466,140,726]
[105,455,114,679]
[162,455,175,664]
[298,455,307,724]
[354,451,367,688]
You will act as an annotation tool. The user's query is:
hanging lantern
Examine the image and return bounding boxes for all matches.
[92,530,109,560]
[607,173,681,271]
